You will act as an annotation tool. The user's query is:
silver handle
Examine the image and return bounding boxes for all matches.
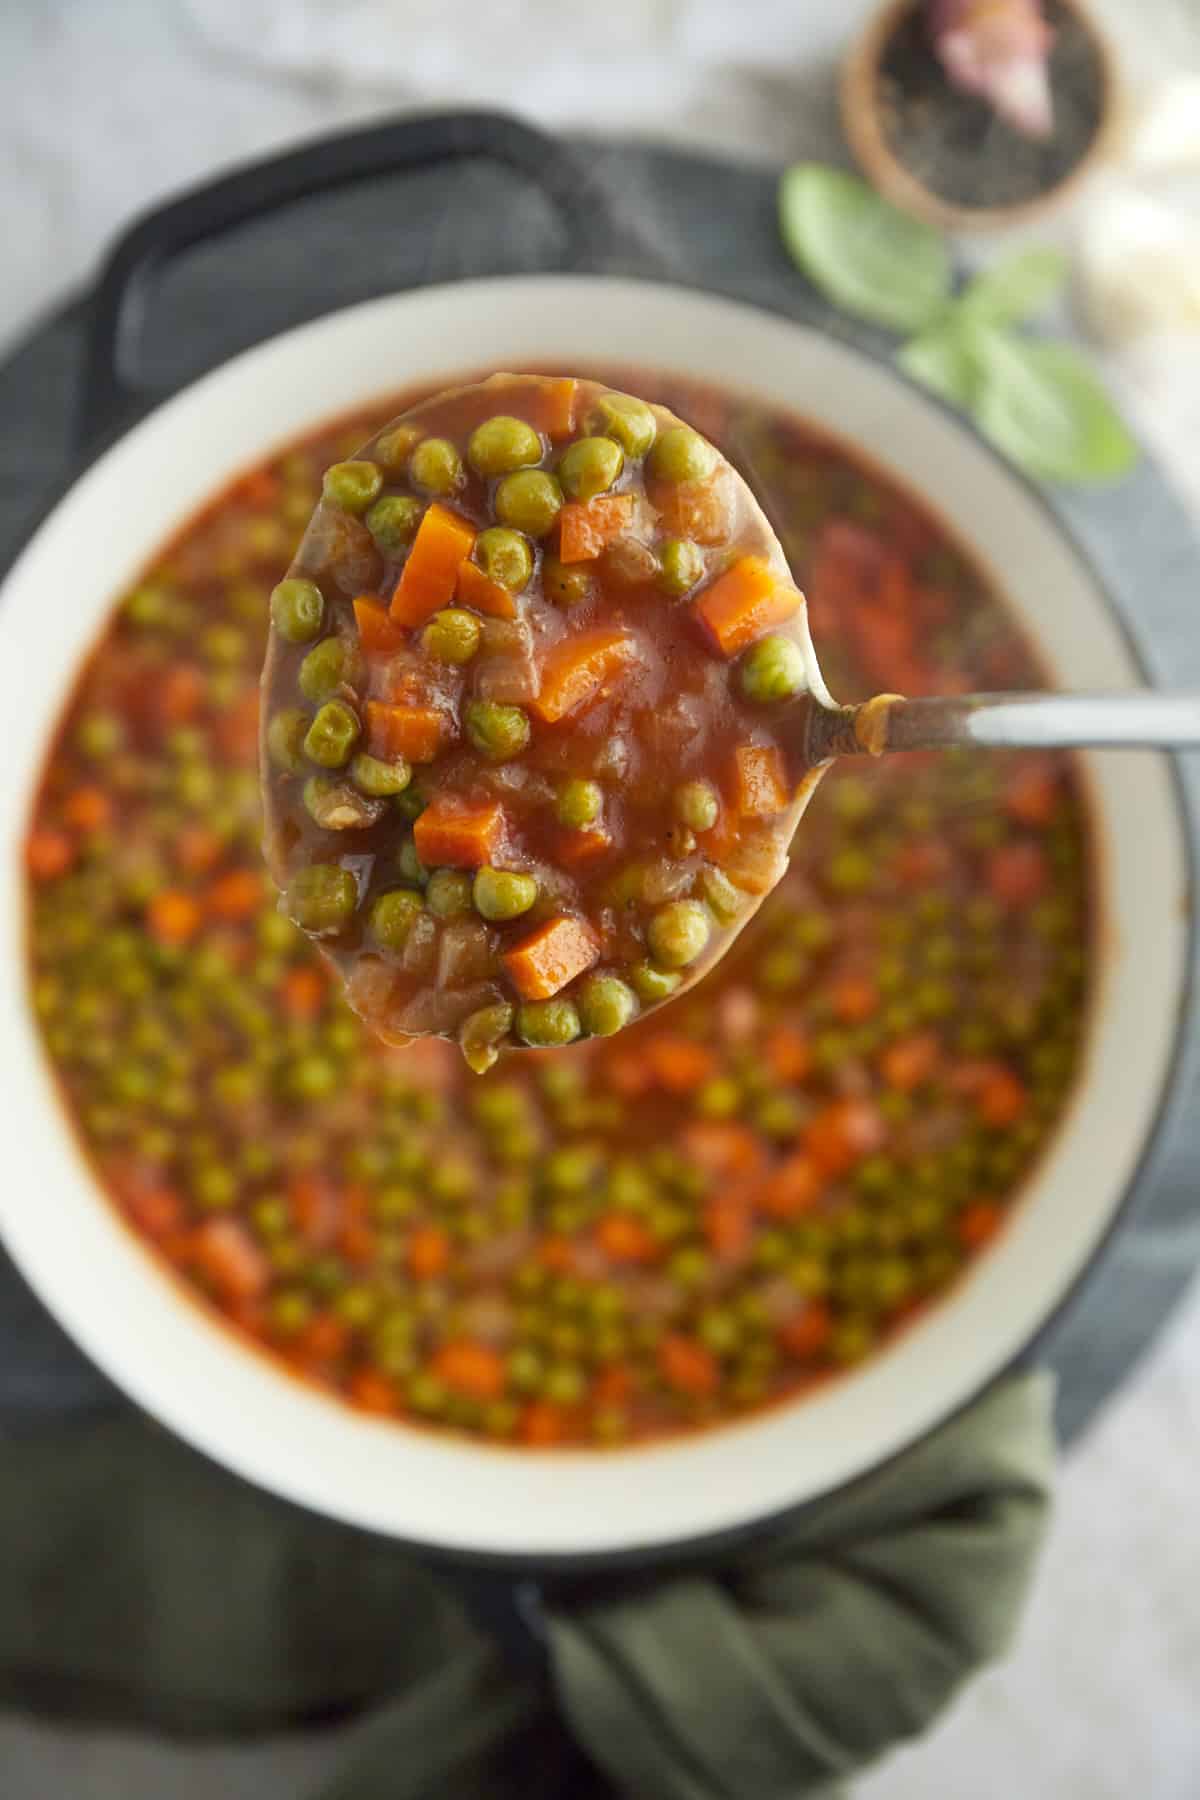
[811,691,1200,759]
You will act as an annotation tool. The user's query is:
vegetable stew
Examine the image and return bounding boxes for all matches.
[262,376,824,1068]
[25,368,1092,1447]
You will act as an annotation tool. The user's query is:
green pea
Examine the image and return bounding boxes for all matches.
[827,846,874,895]
[397,839,428,887]
[375,422,423,471]
[739,633,806,703]
[517,999,581,1047]
[369,887,424,950]
[286,864,358,934]
[475,526,533,592]
[577,974,637,1037]
[76,711,125,759]
[647,900,710,969]
[545,1363,585,1405]
[409,436,463,495]
[298,636,359,703]
[303,700,360,769]
[658,538,705,596]
[459,1003,514,1075]
[270,1290,314,1335]
[474,866,538,921]
[395,786,427,822]
[467,415,543,477]
[648,424,717,484]
[674,779,719,832]
[365,494,422,552]
[628,961,682,1003]
[558,435,624,501]
[267,707,309,773]
[699,866,744,925]
[494,469,563,538]
[464,699,530,762]
[556,778,603,829]
[303,776,383,830]
[322,460,383,514]
[421,608,482,665]
[270,578,324,644]
[588,391,657,458]
[350,751,411,796]
[541,555,593,608]
[426,869,473,918]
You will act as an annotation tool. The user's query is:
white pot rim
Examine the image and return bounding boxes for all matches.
[0,274,1191,1562]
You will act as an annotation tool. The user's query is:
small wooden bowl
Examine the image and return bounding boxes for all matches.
[840,0,1122,233]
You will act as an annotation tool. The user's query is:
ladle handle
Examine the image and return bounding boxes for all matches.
[811,691,1200,759]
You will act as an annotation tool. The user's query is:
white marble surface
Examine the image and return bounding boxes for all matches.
[1,2,1199,1795]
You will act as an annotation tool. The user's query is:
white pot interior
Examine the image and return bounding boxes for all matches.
[0,278,1187,1557]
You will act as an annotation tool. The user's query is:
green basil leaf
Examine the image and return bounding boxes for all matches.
[970,328,1138,484]
[897,326,979,409]
[958,247,1070,327]
[779,165,952,334]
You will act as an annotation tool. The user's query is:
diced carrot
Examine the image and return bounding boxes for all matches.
[679,1120,767,1179]
[804,1098,886,1177]
[603,1049,655,1099]
[650,471,734,545]
[300,1312,349,1363]
[174,824,224,876]
[158,663,205,726]
[287,1174,336,1245]
[693,555,801,658]
[830,973,879,1024]
[778,1302,832,1361]
[147,889,202,946]
[521,1399,568,1445]
[431,1340,506,1401]
[538,1235,577,1274]
[979,1070,1028,1129]
[234,467,280,507]
[758,1152,823,1221]
[1003,759,1060,828]
[987,841,1048,908]
[413,794,507,869]
[950,1060,1029,1128]
[592,1363,633,1406]
[644,1035,717,1093]
[455,558,518,620]
[348,1369,399,1415]
[217,688,261,762]
[390,503,476,626]
[189,1218,268,1302]
[365,700,449,764]
[26,829,74,881]
[764,1025,811,1083]
[280,965,325,1020]
[528,377,578,439]
[558,494,637,563]
[879,1031,940,1093]
[206,867,263,921]
[731,743,790,817]
[503,914,599,1001]
[658,1334,718,1396]
[63,785,112,833]
[596,1212,661,1264]
[703,1194,753,1261]
[354,595,407,655]
[893,839,953,888]
[123,1184,185,1240]
[557,824,613,866]
[338,1218,376,1268]
[958,1200,1004,1249]
[407,1224,451,1280]
[529,628,640,723]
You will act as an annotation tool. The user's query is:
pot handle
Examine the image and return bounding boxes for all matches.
[76,111,621,449]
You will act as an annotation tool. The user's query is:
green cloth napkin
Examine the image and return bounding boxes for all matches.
[0,1372,1054,1797]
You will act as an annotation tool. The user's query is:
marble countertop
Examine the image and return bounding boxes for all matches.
[1,2,1198,1795]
